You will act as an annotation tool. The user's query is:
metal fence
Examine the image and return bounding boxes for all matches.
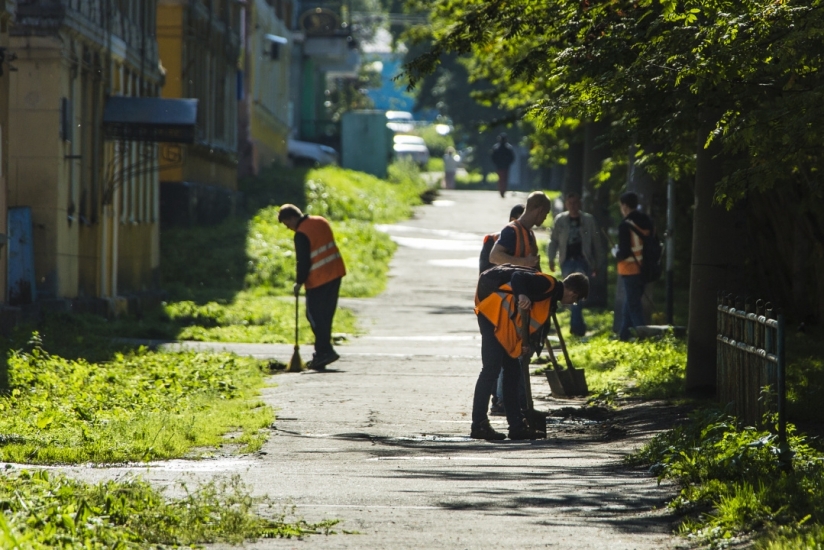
[716,294,786,444]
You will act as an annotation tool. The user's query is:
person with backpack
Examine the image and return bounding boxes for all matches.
[488,191,551,269]
[470,265,590,441]
[615,192,654,341]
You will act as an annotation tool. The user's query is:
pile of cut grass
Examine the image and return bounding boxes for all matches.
[0,333,273,464]
[0,471,337,548]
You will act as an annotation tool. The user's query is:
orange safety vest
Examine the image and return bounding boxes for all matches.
[474,275,555,358]
[297,216,347,289]
[507,220,537,258]
[617,220,648,276]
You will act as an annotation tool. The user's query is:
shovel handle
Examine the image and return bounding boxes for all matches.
[518,306,535,412]
[552,312,576,371]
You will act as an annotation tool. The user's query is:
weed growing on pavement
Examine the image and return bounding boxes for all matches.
[629,408,824,547]
[0,333,273,464]
[0,470,338,548]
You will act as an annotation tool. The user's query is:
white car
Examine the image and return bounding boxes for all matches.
[386,110,415,133]
[393,134,430,167]
[288,139,338,166]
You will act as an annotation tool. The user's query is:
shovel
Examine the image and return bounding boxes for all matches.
[518,308,547,437]
[545,312,588,396]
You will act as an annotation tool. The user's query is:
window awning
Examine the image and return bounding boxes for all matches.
[102,97,198,143]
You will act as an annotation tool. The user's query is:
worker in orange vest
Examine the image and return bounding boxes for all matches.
[471,267,589,440]
[279,204,347,370]
[488,191,551,270]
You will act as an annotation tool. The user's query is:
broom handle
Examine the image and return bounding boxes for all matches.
[294,292,299,347]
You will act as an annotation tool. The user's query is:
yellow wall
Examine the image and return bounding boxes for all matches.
[157,4,185,183]
[157,2,238,191]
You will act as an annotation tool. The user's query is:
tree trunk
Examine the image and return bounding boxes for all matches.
[563,135,584,197]
[685,124,746,393]
[582,121,610,308]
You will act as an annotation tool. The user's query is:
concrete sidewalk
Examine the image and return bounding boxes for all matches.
[59,190,685,548]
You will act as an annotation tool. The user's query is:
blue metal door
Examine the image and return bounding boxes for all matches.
[8,207,36,305]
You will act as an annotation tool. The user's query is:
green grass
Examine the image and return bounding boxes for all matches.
[0,333,273,464]
[133,162,429,344]
[628,409,824,547]
[0,471,337,548]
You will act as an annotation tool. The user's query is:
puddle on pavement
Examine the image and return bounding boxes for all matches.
[375,225,479,240]
[431,200,455,207]
[368,455,498,461]
[386,235,482,251]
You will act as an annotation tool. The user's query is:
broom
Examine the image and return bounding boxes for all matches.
[287,289,303,372]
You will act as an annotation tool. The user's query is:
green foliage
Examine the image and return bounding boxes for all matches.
[0,471,337,548]
[629,409,824,545]
[536,309,686,400]
[0,334,273,464]
[411,124,454,158]
[151,163,430,343]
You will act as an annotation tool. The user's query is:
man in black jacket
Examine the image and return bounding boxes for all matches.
[614,192,654,341]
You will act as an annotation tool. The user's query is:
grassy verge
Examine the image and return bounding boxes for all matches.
[628,409,824,548]
[0,333,273,464]
[0,471,337,548]
[145,161,429,344]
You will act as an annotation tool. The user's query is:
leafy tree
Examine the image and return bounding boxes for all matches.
[404,0,824,389]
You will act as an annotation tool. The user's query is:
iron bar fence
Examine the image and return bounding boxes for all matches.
[716,293,786,445]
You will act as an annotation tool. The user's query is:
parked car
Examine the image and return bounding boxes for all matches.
[393,134,430,167]
[386,110,415,133]
[288,139,338,167]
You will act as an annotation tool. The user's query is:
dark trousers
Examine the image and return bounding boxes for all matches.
[495,169,509,197]
[305,277,341,356]
[619,274,646,341]
[472,315,526,432]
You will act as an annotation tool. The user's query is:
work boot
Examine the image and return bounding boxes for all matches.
[470,421,506,441]
[489,403,506,416]
[508,425,544,440]
[307,351,340,371]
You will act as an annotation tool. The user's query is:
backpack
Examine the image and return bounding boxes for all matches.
[476,264,537,302]
[628,224,663,283]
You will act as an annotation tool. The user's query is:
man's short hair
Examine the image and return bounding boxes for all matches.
[277,204,303,222]
[525,191,551,211]
[509,204,525,220]
[619,192,639,210]
[563,273,590,301]
[565,192,580,200]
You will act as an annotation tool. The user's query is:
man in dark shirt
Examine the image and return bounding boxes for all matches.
[279,204,346,370]
[479,204,525,274]
[490,133,516,198]
[614,192,654,341]
[471,268,590,440]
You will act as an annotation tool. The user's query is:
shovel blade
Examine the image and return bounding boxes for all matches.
[544,369,568,397]
[569,367,589,396]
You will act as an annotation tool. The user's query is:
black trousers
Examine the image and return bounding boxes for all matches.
[305,277,341,356]
[472,315,527,432]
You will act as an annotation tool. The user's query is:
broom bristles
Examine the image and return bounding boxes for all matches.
[287,346,303,372]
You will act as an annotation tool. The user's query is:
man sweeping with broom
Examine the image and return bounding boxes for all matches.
[279,204,346,371]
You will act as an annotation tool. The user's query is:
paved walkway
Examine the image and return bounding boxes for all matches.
[61,190,686,549]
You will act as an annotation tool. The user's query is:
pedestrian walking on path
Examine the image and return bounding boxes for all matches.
[471,266,589,440]
[547,192,602,337]
[489,191,550,269]
[278,204,346,370]
[442,146,459,189]
[490,133,516,198]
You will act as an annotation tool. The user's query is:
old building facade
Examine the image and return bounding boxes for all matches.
[8,0,164,302]
[157,0,241,226]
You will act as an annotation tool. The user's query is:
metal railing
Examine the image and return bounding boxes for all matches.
[716,294,786,445]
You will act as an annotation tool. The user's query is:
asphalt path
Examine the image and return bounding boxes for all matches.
[57,190,686,549]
